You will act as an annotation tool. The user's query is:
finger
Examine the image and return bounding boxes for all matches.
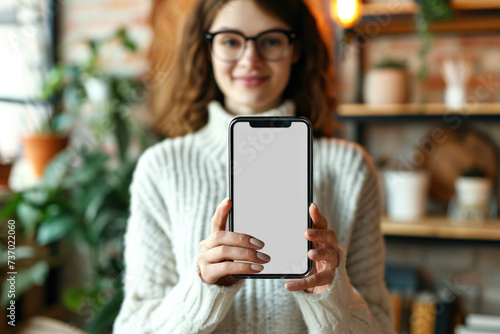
[284,270,335,291]
[304,228,338,247]
[203,261,264,283]
[211,197,231,234]
[200,230,265,251]
[309,202,327,229]
[307,248,338,269]
[201,245,271,264]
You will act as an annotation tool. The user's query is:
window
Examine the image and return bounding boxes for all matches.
[0,0,55,157]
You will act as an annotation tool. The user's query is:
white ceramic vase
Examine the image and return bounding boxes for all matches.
[383,170,429,222]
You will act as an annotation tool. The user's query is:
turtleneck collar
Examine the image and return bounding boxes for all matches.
[196,99,296,163]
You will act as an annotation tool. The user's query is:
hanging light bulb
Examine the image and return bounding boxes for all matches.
[331,0,362,29]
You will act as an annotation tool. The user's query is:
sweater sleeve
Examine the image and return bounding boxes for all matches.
[290,145,395,334]
[113,147,245,334]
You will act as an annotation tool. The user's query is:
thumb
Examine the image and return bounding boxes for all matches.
[211,197,232,234]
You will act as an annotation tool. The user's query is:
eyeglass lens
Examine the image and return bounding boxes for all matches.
[212,31,290,61]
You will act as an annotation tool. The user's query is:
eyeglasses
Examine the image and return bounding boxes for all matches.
[204,29,297,62]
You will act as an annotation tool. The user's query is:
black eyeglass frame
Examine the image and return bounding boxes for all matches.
[204,29,297,62]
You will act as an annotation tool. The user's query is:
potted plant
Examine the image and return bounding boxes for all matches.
[21,64,75,178]
[1,79,156,332]
[452,166,493,221]
[0,156,15,191]
[22,27,138,178]
[1,27,156,333]
[363,58,409,105]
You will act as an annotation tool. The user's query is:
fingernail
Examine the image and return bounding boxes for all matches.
[285,282,298,289]
[306,229,316,235]
[251,264,263,271]
[309,249,319,256]
[256,252,271,262]
[312,202,317,209]
[249,238,265,248]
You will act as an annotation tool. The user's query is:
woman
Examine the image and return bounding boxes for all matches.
[114,0,395,333]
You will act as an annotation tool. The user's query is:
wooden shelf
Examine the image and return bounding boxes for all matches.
[382,216,500,240]
[337,103,500,118]
[362,1,500,16]
[357,2,500,35]
[452,0,500,10]
[362,2,417,16]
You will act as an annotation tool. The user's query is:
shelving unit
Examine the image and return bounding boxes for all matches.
[362,0,500,15]
[451,0,500,10]
[382,216,500,241]
[358,1,500,35]
[336,103,500,144]
[337,1,500,137]
[339,103,500,117]
[341,1,500,322]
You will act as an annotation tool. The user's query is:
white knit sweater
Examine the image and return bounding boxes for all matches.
[113,100,395,334]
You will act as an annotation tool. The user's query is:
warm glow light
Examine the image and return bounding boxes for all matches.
[331,0,362,28]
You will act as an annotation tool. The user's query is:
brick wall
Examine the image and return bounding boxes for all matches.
[61,0,152,76]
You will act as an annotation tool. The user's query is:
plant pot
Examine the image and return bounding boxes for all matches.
[364,69,408,104]
[0,159,13,190]
[383,170,429,222]
[22,135,69,177]
[453,177,492,221]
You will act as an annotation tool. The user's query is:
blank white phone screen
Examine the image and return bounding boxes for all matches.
[232,120,309,275]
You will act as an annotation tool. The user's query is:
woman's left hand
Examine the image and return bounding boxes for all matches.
[285,202,339,294]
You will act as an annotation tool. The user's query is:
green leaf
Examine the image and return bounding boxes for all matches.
[63,285,93,311]
[62,155,108,186]
[113,111,130,162]
[17,203,42,238]
[39,65,65,101]
[85,288,124,333]
[0,192,22,219]
[44,158,70,189]
[84,190,109,225]
[23,188,50,206]
[1,261,49,306]
[114,27,137,52]
[37,214,75,246]
[123,39,137,52]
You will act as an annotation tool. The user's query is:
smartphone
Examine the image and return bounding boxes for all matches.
[228,116,313,279]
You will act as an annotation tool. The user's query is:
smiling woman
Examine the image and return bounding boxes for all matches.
[147,0,336,139]
[206,1,300,115]
[113,0,395,333]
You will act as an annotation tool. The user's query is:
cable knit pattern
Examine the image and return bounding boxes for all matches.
[113,100,395,334]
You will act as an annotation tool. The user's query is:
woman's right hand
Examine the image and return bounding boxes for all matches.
[197,197,271,287]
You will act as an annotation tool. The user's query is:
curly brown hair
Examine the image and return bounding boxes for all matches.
[148,0,337,138]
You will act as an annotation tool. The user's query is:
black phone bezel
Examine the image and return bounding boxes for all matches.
[227,116,313,279]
